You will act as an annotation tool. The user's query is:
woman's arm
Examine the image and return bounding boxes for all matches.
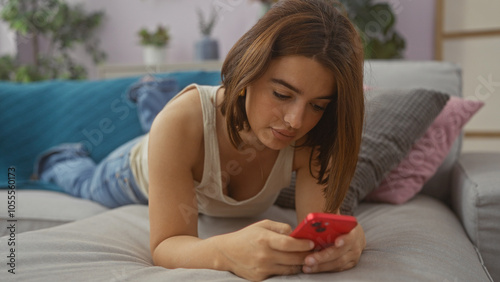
[148,89,314,281]
[293,145,366,274]
[148,88,209,268]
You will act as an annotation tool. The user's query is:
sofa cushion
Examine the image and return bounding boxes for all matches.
[0,189,109,236]
[339,88,449,215]
[0,71,221,191]
[365,97,484,204]
[363,60,463,202]
[0,195,490,281]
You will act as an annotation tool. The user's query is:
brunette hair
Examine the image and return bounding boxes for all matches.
[220,0,364,213]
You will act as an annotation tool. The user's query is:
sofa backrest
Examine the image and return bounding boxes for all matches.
[363,60,463,202]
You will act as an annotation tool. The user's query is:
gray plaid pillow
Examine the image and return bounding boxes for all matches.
[274,89,450,215]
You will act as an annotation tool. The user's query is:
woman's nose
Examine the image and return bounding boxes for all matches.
[283,104,305,129]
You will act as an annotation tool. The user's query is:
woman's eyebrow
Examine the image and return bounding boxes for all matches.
[270,78,333,100]
[271,78,302,94]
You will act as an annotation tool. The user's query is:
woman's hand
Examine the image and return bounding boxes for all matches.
[301,222,366,274]
[215,219,315,281]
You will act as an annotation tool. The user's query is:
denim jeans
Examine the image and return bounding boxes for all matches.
[36,136,148,208]
[128,77,178,132]
[35,77,179,208]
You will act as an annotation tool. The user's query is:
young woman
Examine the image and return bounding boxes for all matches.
[36,0,365,280]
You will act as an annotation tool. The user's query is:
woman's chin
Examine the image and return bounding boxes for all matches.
[259,135,293,151]
[244,129,294,151]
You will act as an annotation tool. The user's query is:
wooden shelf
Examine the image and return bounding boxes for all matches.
[97,60,223,79]
[443,29,500,39]
[465,131,500,139]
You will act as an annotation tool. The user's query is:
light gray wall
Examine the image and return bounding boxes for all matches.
[387,0,436,60]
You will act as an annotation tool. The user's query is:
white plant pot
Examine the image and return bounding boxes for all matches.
[142,45,166,65]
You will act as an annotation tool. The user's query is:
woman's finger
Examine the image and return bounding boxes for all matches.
[255,219,293,235]
[255,220,315,252]
[268,235,315,252]
[302,243,362,273]
[302,256,357,274]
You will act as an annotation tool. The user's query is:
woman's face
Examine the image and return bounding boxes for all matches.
[244,56,335,150]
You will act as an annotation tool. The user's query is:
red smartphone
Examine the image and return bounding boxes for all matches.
[290,213,358,250]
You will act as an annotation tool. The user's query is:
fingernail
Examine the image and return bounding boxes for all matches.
[336,239,344,247]
[303,266,312,273]
[305,257,316,266]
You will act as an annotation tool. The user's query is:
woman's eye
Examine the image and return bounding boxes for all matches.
[273,91,289,100]
[311,103,327,112]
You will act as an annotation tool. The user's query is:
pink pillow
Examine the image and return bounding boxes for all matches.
[365,96,484,204]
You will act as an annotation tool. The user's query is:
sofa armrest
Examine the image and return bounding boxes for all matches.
[451,152,500,281]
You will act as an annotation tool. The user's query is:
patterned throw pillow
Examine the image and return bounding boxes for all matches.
[365,97,484,204]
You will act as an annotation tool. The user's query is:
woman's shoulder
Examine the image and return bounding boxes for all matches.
[151,85,204,145]
[162,83,219,113]
[165,84,202,110]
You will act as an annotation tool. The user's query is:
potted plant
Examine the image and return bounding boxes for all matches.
[194,8,219,61]
[0,0,106,82]
[138,25,170,65]
[337,0,406,59]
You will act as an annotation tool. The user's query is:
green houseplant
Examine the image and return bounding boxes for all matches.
[0,0,106,82]
[337,0,406,59]
[137,25,170,47]
[255,0,405,59]
[137,25,170,65]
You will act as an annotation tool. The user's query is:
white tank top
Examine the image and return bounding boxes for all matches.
[130,84,294,217]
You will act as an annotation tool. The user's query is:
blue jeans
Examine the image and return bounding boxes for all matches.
[35,77,179,208]
[128,77,178,132]
[36,137,148,208]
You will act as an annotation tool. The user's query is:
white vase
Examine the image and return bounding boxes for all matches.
[142,45,166,65]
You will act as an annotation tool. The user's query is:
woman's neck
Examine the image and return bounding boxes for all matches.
[216,87,275,156]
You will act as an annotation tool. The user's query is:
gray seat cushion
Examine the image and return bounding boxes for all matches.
[0,190,108,236]
[1,195,490,281]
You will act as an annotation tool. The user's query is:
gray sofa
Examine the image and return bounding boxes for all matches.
[0,61,498,281]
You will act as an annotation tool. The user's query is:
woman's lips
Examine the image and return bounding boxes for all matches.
[272,128,296,141]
